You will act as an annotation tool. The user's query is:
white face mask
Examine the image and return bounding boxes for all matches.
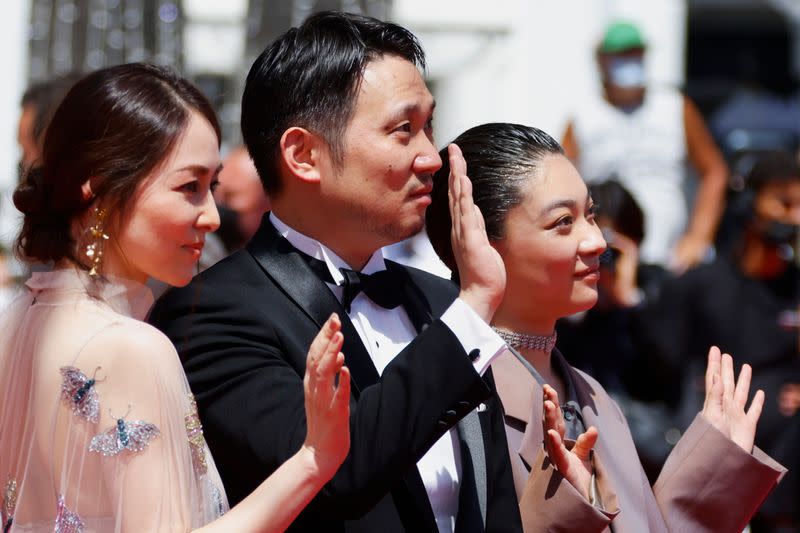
[607,57,645,88]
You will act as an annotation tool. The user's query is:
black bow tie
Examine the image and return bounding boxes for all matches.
[303,254,404,313]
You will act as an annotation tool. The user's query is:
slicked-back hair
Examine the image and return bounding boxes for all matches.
[241,10,426,196]
[426,123,564,276]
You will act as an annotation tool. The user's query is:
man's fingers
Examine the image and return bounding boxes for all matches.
[734,364,753,409]
[447,145,462,238]
[474,204,486,233]
[459,174,475,224]
[572,426,598,462]
[448,143,467,178]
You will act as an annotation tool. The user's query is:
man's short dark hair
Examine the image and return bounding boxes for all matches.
[241,11,425,195]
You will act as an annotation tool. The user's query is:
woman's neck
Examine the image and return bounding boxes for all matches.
[491,302,557,339]
[492,304,560,380]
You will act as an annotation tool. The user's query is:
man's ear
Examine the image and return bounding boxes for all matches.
[280,127,327,184]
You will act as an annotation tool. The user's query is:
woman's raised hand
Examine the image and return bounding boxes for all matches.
[542,384,598,501]
[447,143,506,323]
[701,346,764,453]
[302,314,351,478]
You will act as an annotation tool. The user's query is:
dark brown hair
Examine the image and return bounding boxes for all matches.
[14,63,221,265]
[241,11,425,195]
[426,123,563,276]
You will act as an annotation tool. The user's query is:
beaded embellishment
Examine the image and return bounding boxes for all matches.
[89,409,160,456]
[2,477,17,533]
[206,478,226,518]
[493,327,558,353]
[185,394,207,476]
[60,366,104,423]
[54,494,84,533]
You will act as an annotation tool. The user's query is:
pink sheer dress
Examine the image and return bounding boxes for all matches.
[0,268,228,532]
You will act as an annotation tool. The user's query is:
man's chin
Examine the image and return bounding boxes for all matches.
[372,214,426,248]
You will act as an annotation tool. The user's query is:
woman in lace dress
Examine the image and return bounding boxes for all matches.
[426,123,786,532]
[0,63,351,532]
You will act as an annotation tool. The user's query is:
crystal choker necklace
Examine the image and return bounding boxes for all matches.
[492,327,557,353]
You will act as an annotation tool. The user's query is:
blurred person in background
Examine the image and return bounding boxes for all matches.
[642,150,800,532]
[17,73,84,170]
[214,145,271,251]
[0,73,85,307]
[562,21,728,273]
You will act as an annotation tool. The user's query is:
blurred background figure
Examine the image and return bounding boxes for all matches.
[214,145,270,251]
[0,72,83,308]
[562,21,729,273]
[17,72,82,170]
[640,150,800,532]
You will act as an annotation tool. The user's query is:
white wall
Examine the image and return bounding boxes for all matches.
[394,0,687,146]
[0,1,31,249]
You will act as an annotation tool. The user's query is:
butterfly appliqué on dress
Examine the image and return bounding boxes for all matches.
[89,410,160,457]
[54,494,84,533]
[60,366,104,423]
[2,477,17,533]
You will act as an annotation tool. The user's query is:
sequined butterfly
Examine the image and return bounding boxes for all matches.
[60,366,105,423]
[54,494,84,533]
[89,407,160,457]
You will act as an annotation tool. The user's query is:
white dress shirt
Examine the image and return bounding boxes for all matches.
[270,213,505,533]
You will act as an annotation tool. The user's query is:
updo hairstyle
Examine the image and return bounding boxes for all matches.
[13,63,221,266]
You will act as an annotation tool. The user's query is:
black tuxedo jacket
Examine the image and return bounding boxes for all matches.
[148,219,522,532]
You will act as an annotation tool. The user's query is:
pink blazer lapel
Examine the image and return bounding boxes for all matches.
[491,350,543,469]
[568,365,656,532]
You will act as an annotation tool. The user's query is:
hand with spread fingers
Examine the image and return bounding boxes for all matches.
[447,143,506,323]
[303,313,351,478]
[542,384,599,501]
[701,346,764,453]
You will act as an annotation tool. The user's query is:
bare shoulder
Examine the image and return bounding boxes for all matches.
[78,316,181,377]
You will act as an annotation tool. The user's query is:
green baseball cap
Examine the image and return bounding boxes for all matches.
[599,21,646,53]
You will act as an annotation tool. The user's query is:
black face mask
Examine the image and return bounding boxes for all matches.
[760,221,800,247]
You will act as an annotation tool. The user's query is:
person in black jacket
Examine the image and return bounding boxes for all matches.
[149,11,522,533]
[640,150,800,532]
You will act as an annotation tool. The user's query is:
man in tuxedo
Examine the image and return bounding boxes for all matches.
[149,11,522,533]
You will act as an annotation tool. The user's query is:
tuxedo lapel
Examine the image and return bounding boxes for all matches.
[248,224,438,531]
[246,220,379,394]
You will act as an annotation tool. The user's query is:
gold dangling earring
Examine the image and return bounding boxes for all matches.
[85,207,109,277]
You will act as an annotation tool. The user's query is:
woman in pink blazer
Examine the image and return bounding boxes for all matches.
[426,122,786,532]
